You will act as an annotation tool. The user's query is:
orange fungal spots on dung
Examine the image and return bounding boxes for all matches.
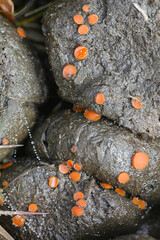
[3,181,8,187]
[138,199,146,210]
[12,215,25,227]
[115,188,126,197]
[84,109,101,121]
[82,5,90,12]
[67,160,74,168]
[72,206,84,216]
[73,14,83,25]
[95,93,105,105]
[2,138,8,145]
[48,176,58,188]
[74,45,88,60]
[132,197,139,206]
[73,106,85,112]
[17,27,26,38]
[131,97,143,109]
[59,163,70,174]
[78,25,89,35]
[74,192,84,200]
[100,182,112,189]
[88,14,99,25]
[117,172,130,183]
[1,161,13,169]
[69,171,80,182]
[0,195,4,205]
[132,152,149,170]
[63,65,76,79]
[28,203,38,212]
[76,199,86,208]
[74,163,82,171]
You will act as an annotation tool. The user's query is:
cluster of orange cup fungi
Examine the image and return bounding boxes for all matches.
[62,5,98,79]
[100,151,149,210]
[72,191,86,216]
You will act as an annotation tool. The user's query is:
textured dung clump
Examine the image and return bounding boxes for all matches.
[0,15,47,161]
[31,111,160,204]
[0,158,143,239]
[43,0,160,138]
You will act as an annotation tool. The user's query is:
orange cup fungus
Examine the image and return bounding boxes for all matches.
[131,97,143,109]
[28,203,38,212]
[17,27,26,38]
[2,138,8,145]
[132,152,149,170]
[95,93,105,105]
[0,161,13,169]
[48,176,58,188]
[69,171,80,182]
[67,160,74,168]
[63,65,76,79]
[117,172,130,184]
[59,164,70,174]
[132,197,146,210]
[82,5,90,12]
[100,182,112,189]
[74,192,84,200]
[12,215,25,227]
[3,181,8,187]
[0,195,4,205]
[74,163,82,171]
[76,199,86,208]
[115,188,126,197]
[84,109,101,121]
[72,206,84,216]
[88,14,99,25]
[73,15,83,25]
[74,45,88,60]
[78,25,89,35]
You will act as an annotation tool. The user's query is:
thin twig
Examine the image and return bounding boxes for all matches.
[0,210,50,216]
[0,144,23,149]
[24,3,52,17]
[0,225,14,240]
[133,3,149,22]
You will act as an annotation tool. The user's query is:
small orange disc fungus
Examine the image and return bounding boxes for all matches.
[88,14,98,25]
[2,138,8,145]
[132,197,139,206]
[82,5,90,12]
[1,161,13,169]
[71,146,76,152]
[63,65,76,79]
[78,25,89,35]
[138,199,146,210]
[73,15,83,24]
[100,183,112,189]
[95,93,105,105]
[72,206,84,216]
[48,176,58,188]
[131,97,142,109]
[17,27,26,38]
[74,163,82,171]
[28,203,38,212]
[132,152,149,170]
[117,172,130,183]
[115,188,126,196]
[84,109,101,121]
[0,195,4,205]
[76,199,86,208]
[74,192,84,200]
[67,160,74,168]
[74,45,88,60]
[3,181,8,187]
[73,106,85,112]
[59,164,70,174]
[69,171,80,182]
[12,215,25,227]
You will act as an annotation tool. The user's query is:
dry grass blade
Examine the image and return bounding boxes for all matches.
[0,210,50,216]
[0,0,15,23]
[0,144,23,149]
[0,225,14,240]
